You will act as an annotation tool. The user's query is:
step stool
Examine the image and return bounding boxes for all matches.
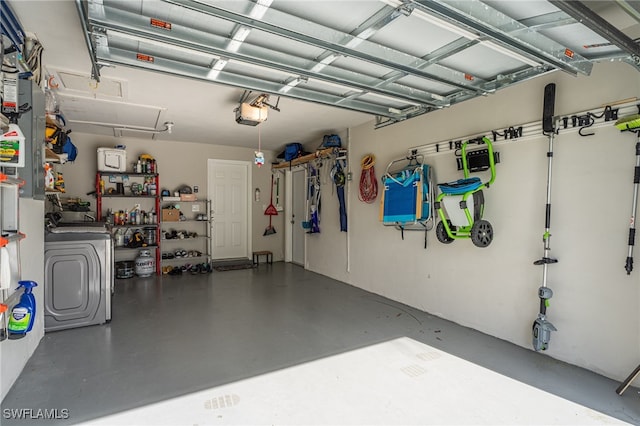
[252,250,273,266]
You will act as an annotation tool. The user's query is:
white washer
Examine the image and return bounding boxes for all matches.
[44,227,113,332]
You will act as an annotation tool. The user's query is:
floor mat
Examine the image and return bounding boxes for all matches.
[213,263,256,272]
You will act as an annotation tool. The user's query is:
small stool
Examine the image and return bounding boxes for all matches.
[252,250,273,266]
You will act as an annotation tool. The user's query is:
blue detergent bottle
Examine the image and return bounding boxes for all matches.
[8,280,38,339]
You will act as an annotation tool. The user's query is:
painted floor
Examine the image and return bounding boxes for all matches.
[87,337,626,425]
[2,262,639,425]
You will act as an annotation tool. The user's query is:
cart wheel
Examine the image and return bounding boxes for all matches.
[471,219,493,248]
[436,220,455,244]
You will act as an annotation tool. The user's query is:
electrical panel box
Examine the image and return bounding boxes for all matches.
[16,79,46,199]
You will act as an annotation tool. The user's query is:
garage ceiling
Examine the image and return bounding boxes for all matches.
[77,0,640,129]
[3,1,640,150]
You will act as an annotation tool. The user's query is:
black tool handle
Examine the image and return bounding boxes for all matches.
[542,83,556,134]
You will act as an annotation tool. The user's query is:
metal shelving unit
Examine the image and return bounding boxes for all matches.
[160,199,211,270]
[96,171,161,275]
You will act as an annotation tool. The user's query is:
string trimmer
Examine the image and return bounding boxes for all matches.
[532,83,558,352]
[615,105,640,274]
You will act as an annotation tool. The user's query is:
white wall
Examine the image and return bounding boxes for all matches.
[56,134,284,260]
[1,198,45,401]
[305,61,640,381]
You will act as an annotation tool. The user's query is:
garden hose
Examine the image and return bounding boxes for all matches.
[359,154,378,203]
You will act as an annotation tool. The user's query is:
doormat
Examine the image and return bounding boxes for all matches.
[213,263,256,272]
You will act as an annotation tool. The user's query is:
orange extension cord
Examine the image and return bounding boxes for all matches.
[358,154,378,203]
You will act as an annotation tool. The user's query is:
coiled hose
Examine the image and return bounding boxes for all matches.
[359,154,378,203]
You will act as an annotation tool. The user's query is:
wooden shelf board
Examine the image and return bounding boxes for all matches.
[271,148,339,170]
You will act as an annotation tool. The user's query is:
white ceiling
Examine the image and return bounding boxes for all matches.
[5,0,640,152]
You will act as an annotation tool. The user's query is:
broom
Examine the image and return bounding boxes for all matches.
[264,174,278,236]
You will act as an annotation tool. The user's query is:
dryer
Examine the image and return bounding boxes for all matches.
[44,227,113,331]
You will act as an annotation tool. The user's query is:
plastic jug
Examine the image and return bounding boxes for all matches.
[0,303,8,341]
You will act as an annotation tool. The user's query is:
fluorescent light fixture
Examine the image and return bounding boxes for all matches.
[480,40,540,67]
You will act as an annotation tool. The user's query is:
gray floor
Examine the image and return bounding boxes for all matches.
[2,262,639,425]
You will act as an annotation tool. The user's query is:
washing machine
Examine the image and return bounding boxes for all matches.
[44,226,113,331]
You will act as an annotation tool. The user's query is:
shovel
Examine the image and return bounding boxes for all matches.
[264,174,278,236]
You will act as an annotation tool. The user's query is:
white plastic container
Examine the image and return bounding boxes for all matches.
[97,148,127,172]
[0,124,26,167]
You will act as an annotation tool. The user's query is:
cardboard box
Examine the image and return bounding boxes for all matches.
[162,208,180,222]
[180,194,197,201]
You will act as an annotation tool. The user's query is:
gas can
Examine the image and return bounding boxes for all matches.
[135,249,155,277]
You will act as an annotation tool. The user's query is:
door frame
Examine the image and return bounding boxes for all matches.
[207,159,253,260]
[284,167,307,267]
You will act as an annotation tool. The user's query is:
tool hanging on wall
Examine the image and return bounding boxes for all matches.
[380,151,434,248]
[532,83,558,352]
[614,105,640,274]
[358,154,378,203]
[331,153,348,232]
[263,174,278,236]
[302,164,321,233]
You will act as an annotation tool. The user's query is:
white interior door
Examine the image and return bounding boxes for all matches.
[291,168,306,266]
[208,160,251,260]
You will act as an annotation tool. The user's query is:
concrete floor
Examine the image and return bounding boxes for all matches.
[2,262,639,425]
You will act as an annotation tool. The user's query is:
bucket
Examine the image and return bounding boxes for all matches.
[115,261,135,279]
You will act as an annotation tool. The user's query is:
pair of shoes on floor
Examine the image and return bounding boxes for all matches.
[189,263,212,274]
[200,262,213,273]
[163,265,181,275]
[168,266,182,276]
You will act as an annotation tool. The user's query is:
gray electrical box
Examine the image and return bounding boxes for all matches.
[16,79,45,199]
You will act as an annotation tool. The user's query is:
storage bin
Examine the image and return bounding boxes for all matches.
[97,148,127,172]
[162,208,179,222]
